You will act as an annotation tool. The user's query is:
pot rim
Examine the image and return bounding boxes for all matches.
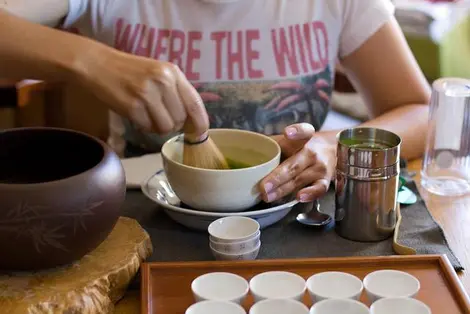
[0,126,111,188]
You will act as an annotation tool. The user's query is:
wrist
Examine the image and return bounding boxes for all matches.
[65,37,111,83]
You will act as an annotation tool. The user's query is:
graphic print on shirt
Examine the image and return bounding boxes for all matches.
[66,15,335,149]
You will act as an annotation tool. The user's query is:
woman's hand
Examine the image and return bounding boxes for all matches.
[260,123,336,203]
[76,47,209,137]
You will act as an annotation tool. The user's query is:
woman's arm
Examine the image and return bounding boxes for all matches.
[0,8,99,82]
[317,18,431,160]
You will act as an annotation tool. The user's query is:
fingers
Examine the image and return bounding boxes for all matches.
[260,147,317,197]
[159,81,187,132]
[284,123,315,141]
[141,82,175,134]
[297,179,330,203]
[262,165,327,202]
[172,65,209,137]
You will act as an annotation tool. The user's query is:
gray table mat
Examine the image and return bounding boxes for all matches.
[122,179,463,277]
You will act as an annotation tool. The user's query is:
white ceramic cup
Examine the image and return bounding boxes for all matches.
[208,217,260,243]
[185,300,246,314]
[370,297,431,314]
[210,232,260,253]
[249,271,306,302]
[191,272,249,304]
[249,299,309,314]
[210,241,261,261]
[309,299,370,314]
[161,129,281,212]
[363,270,420,303]
[306,271,364,303]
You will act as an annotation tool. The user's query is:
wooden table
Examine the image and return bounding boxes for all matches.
[113,158,470,313]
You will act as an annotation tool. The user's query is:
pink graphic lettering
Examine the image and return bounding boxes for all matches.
[168,29,186,69]
[271,27,299,77]
[210,31,226,80]
[186,31,202,81]
[312,21,329,68]
[271,21,329,77]
[135,25,156,57]
[246,30,263,79]
[114,19,141,53]
[227,31,244,80]
[153,29,170,59]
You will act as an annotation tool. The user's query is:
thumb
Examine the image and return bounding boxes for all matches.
[284,123,315,140]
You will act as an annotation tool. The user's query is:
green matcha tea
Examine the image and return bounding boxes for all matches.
[341,138,392,150]
[226,158,252,169]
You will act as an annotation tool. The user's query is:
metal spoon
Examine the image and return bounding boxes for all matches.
[296,199,332,226]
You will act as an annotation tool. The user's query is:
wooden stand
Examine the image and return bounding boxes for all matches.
[0,217,152,314]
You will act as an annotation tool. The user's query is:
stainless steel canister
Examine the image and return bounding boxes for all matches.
[334,127,401,242]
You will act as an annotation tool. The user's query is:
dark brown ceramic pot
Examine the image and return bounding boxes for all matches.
[0,127,126,270]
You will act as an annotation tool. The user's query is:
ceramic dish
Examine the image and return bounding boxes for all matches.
[191,272,249,304]
[210,231,260,253]
[363,270,420,303]
[141,170,298,231]
[249,299,309,314]
[249,271,306,302]
[370,297,431,314]
[309,299,370,314]
[185,300,246,314]
[306,271,363,302]
[210,241,261,261]
[208,217,260,242]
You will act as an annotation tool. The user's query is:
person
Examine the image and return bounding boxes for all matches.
[0,0,430,205]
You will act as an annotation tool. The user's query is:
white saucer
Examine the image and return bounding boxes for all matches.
[141,170,299,231]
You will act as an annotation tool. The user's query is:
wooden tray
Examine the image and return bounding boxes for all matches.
[141,254,470,314]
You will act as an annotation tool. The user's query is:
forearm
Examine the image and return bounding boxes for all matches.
[316,104,428,161]
[0,10,101,82]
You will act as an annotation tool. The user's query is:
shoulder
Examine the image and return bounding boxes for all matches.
[336,0,396,58]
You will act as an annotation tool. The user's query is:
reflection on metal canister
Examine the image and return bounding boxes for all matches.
[334,128,401,242]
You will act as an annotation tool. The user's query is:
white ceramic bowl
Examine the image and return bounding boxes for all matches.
[363,270,420,303]
[250,299,309,314]
[210,241,261,261]
[309,299,370,314]
[191,272,249,304]
[249,271,306,302]
[370,297,431,314]
[161,129,281,212]
[208,217,260,243]
[185,300,246,314]
[306,271,363,303]
[210,231,260,253]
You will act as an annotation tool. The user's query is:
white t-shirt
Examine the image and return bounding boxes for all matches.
[62,0,395,156]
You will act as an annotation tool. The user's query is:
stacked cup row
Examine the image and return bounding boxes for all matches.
[186,270,431,314]
[208,217,261,261]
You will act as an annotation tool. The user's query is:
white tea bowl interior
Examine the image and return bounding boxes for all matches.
[309,299,370,314]
[161,129,281,212]
[306,271,363,303]
[185,300,246,314]
[210,241,261,261]
[363,270,420,303]
[370,297,431,314]
[210,231,260,254]
[191,272,249,304]
[249,271,306,302]
[208,217,260,243]
[249,298,309,314]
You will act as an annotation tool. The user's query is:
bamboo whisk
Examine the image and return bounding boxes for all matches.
[182,130,229,170]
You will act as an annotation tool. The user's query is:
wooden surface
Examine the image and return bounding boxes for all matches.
[0,217,152,314]
[408,159,470,293]
[141,255,470,314]
[113,158,470,313]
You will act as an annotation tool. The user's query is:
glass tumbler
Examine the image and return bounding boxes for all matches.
[421,77,470,196]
